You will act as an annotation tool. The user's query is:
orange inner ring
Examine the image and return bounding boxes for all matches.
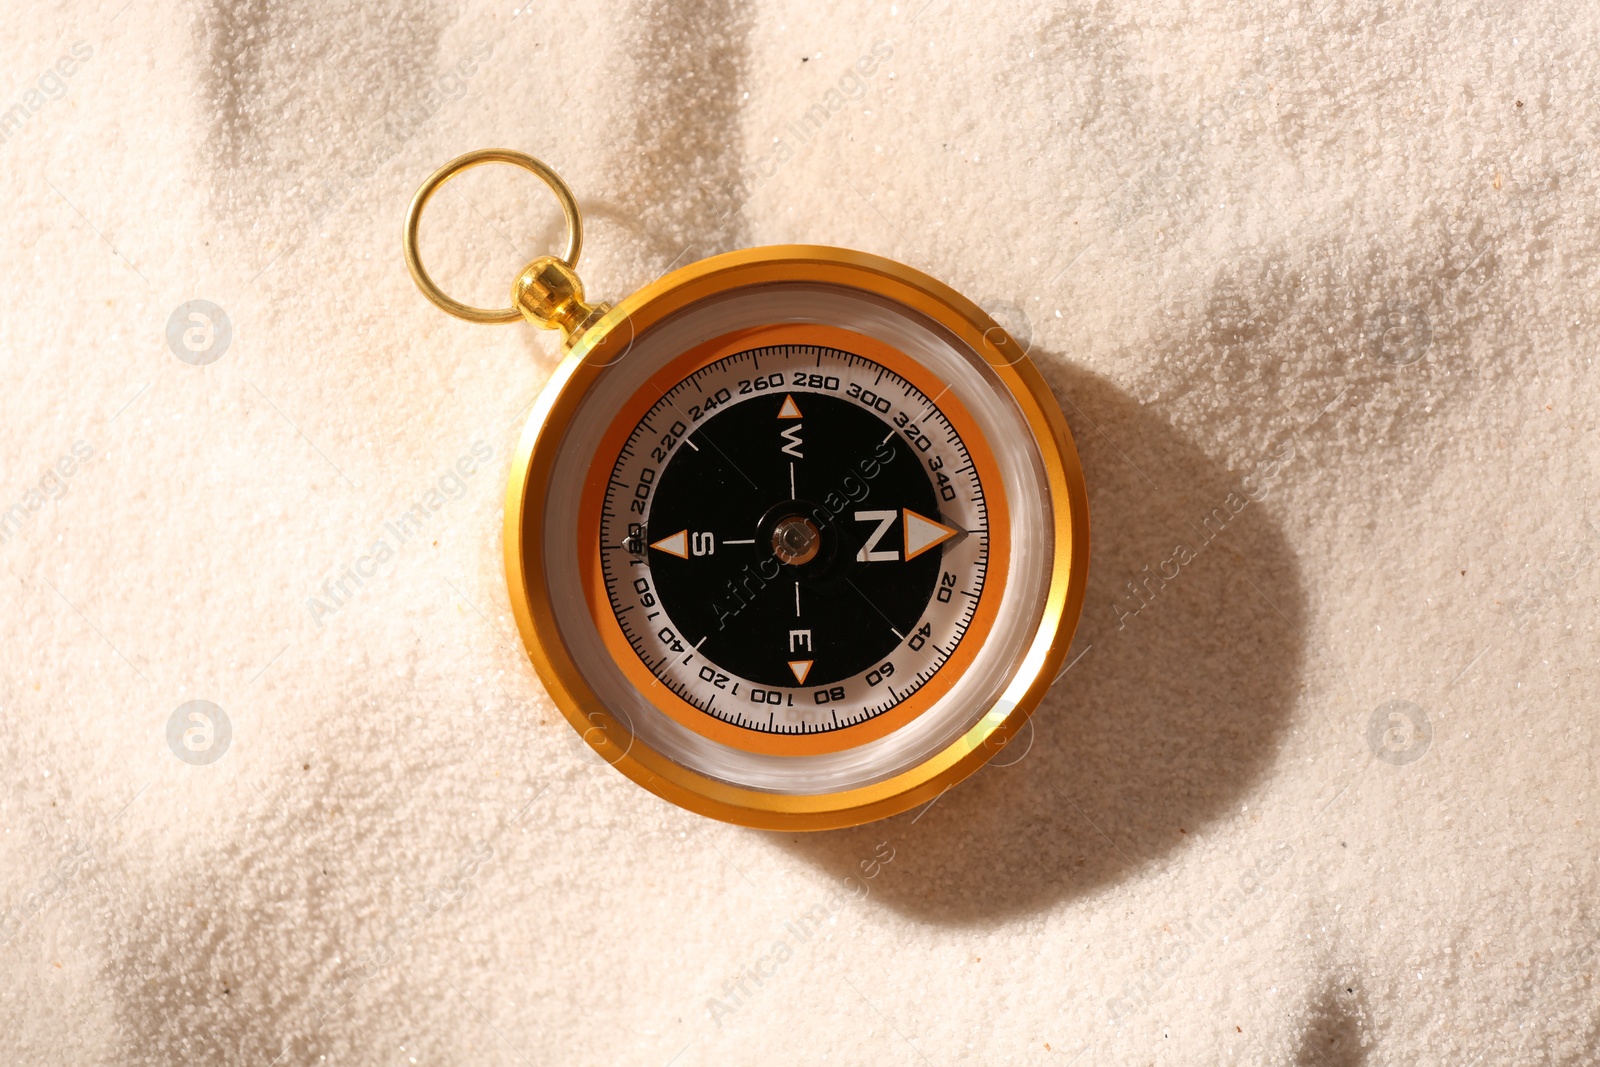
[575,322,1012,756]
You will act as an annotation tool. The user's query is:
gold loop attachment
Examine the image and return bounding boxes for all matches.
[403,149,583,325]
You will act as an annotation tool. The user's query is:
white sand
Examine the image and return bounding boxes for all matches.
[2,0,1596,1063]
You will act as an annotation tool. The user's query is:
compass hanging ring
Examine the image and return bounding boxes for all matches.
[403,148,585,326]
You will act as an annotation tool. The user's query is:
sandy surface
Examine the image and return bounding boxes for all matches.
[1,0,1596,1063]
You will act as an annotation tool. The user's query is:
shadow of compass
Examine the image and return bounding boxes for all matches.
[774,355,1307,926]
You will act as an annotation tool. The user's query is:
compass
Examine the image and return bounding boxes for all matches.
[404,150,1089,830]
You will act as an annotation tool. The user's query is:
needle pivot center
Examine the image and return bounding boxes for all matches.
[771,515,821,566]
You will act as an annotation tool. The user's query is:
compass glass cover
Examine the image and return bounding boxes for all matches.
[541,283,1055,796]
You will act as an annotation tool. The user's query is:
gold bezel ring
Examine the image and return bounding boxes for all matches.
[504,246,1089,830]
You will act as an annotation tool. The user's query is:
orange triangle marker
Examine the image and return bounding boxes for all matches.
[777,394,803,419]
[902,509,958,561]
[787,660,813,685]
[649,529,689,558]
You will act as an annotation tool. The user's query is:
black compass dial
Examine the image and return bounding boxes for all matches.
[597,341,991,739]
[645,392,940,688]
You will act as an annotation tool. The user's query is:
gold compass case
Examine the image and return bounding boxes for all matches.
[501,246,1089,830]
